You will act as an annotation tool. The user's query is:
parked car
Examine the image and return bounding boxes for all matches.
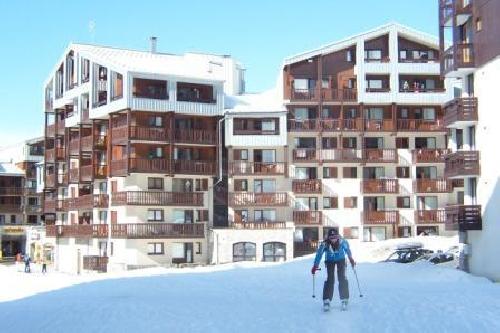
[427,246,458,264]
[383,244,434,263]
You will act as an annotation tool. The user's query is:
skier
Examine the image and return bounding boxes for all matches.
[24,254,31,273]
[311,229,355,311]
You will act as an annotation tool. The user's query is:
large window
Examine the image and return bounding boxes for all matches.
[111,72,123,100]
[233,242,256,262]
[147,209,164,222]
[254,209,276,222]
[177,82,214,103]
[263,242,286,262]
[133,78,168,100]
[148,242,164,255]
[254,179,276,193]
[148,177,164,190]
[364,50,382,61]
[233,118,279,135]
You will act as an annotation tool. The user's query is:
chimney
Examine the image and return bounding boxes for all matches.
[150,36,157,53]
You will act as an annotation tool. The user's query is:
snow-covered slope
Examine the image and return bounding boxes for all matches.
[0,237,498,332]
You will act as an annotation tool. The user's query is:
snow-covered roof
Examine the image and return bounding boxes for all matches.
[224,88,285,114]
[284,22,440,65]
[0,162,24,176]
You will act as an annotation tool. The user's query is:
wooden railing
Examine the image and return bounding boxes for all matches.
[111,223,205,239]
[112,191,204,206]
[55,147,65,160]
[46,224,109,238]
[67,194,109,210]
[293,211,322,225]
[443,97,478,127]
[364,119,395,132]
[362,211,399,224]
[445,205,481,231]
[229,162,286,175]
[294,241,320,257]
[342,118,363,131]
[174,129,217,145]
[320,149,363,162]
[288,119,320,131]
[442,43,475,75]
[0,187,24,196]
[0,204,22,213]
[69,139,79,155]
[111,126,128,144]
[321,88,357,101]
[45,148,55,162]
[46,124,55,137]
[172,160,216,175]
[80,165,93,182]
[44,198,56,212]
[415,210,446,224]
[361,179,399,194]
[129,158,170,173]
[230,221,287,229]
[292,179,322,193]
[129,126,169,141]
[397,119,444,132]
[229,192,288,206]
[321,119,341,131]
[81,136,93,151]
[292,148,318,162]
[69,168,79,183]
[56,121,65,135]
[45,174,56,188]
[363,149,397,163]
[412,149,449,163]
[110,159,128,176]
[414,179,451,193]
[83,255,108,273]
[445,151,480,178]
[290,88,318,101]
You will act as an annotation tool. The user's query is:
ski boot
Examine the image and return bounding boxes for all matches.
[341,299,348,311]
[323,300,331,312]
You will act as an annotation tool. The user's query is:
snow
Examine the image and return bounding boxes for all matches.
[1,236,499,332]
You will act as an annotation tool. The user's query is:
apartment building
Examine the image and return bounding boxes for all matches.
[0,137,45,259]
[283,23,457,253]
[42,40,245,272]
[439,0,500,280]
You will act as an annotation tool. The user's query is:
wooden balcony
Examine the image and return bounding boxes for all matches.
[69,168,79,183]
[290,88,318,101]
[363,149,397,163]
[55,199,67,212]
[94,165,107,179]
[80,165,93,182]
[67,194,109,210]
[321,88,357,102]
[111,223,205,239]
[230,221,287,229]
[229,192,288,206]
[112,191,204,206]
[397,119,444,132]
[443,97,478,127]
[129,158,170,173]
[110,159,128,176]
[414,179,452,193]
[445,205,481,231]
[442,43,475,76]
[44,198,56,213]
[294,241,320,257]
[25,205,42,214]
[412,149,449,163]
[292,148,318,162]
[45,174,56,188]
[111,126,128,144]
[364,119,395,132]
[174,129,217,145]
[129,126,170,142]
[321,149,363,163]
[292,179,322,193]
[342,119,363,131]
[46,124,55,137]
[293,211,322,225]
[69,140,79,155]
[361,179,399,194]
[0,204,22,213]
[415,210,446,224]
[83,255,108,273]
[439,0,473,26]
[46,224,109,238]
[229,162,286,176]
[81,136,93,151]
[56,121,65,135]
[362,211,399,224]
[321,119,341,131]
[45,149,55,162]
[288,119,320,131]
[444,151,480,178]
[0,187,24,196]
[172,160,216,175]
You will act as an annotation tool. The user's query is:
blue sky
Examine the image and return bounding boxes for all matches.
[0,0,438,148]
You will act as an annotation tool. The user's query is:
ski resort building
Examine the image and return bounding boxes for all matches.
[438,0,500,281]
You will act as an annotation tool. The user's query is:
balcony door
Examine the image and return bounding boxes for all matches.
[254,149,275,163]
[254,179,275,193]
[295,197,318,211]
[416,166,437,179]
[363,197,385,211]
[363,167,385,179]
[417,196,437,210]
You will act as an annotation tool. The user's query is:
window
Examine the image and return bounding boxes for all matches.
[254,149,275,163]
[148,116,162,127]
[262,120,276,132]
[133,78,168,100]
[416,166,437,179]
[323,167,338,179]
[233,149,248,160]
[415,137,436,149]
[294,167,316,180]
[343,227,359,239]
[195,179,208,191]
[234,179,248,192]
[233,242,256,262]
[99,182,108,193]
[346,49,353,62]
[396,167,410,178]
[147,209,164,222]
[177,82,214,103]
[322,137,337,149]
[0,215,5,224]
[294,79,315,91]
[363,167,385,179]
[323,197,339,209]
[417,196,438,210]
[10,215,16,224]
[99,211,107,224]
[233,119,279,135]
[111,72,123,100]
[196,210,209,222]
[397,197,411,208]
[196,242,202,255]
[235,210,249,223]
[173,210,194,224]
[367,79,383,89]
[149,147,163,158]
[342,137,357,149]
[81,59,90,83]
[148,177,164,190]
[343,167,358,178]
[263,242,286,262]
[364,137,383,149]
[364,50,382,61]
[148,243,164,255]
[365,108,384,120]
[423,108,436,121]
[295,197,318,210]
[476,17,482,32]
[254,209,276,222]
[321,79,329,89]
[396,137,409,149]
[344,197,358,208]
[254,179,275,193]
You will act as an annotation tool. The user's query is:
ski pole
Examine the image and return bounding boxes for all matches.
[352,267,363,298]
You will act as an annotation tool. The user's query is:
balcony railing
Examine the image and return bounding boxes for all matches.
[321,149,363,163]
[46,124,55,137]
[56,121,65,135]
[25,205,43,214]
[292,179,322,193]
[129,126,170,142]
[364,119,395,132]
[443,97,478,127]
[129,158,170,173]
[0,204,22,213]
[442,43,475,76]
[362,211,399,224]
[293,148,318,162]
[361,179,399,194]
[0,187,24,196]
[439,0,473,26]
[363,149,397,163]
[415,210,447,224]
[414,179,451,193]
[174,129,217,145]
[110,159,128,176]
[230,221,287,229]
[321,88,357,102]
[69,168,79,183]
[111,126,128,144]
[288,119,320,131]
[229,162,286,176]
[229,192,288,206]
[290,88,318,101]
[55,199,67,212]
[81,136,93,151]
[445,205,481,231]
[294,241,320,257]
[46,224,109,238]
[45,174,56,188]
[69,139,79,155]
[112,191,204,206]
[80,165,93,182]
[342,119,363,131]
[444,151,480,178]
[83,255,108,273]
[293,211,322,225]
[397,119,444,132]
[111,223,205,239]
[172,160,216,175]
[67,194,109,210]
[412,149,449,163]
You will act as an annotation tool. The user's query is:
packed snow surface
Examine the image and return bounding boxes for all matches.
[1,236,499,332]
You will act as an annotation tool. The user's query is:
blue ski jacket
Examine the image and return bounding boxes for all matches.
[313,239,352,266]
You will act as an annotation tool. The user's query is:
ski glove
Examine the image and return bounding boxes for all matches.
[349,257,356,268]
[311,265,319,275]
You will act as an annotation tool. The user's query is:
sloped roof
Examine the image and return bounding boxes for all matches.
[0,162,24,176]
[284,22,440,65]
[224,88,285,114]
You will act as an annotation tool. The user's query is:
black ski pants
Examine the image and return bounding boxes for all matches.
[323,260,349,301]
